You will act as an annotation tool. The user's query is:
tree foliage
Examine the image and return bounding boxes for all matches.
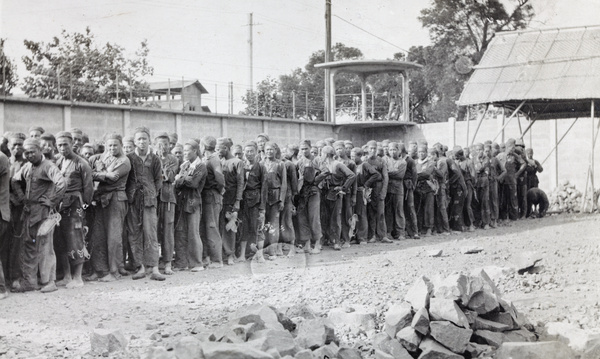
[21,28,153,104]
[0,39,19,96]
[410,0,534,122]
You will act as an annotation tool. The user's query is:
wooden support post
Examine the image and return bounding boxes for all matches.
[470,104,490,146]
[542,117,579,165]
[492,101,526,141]
[466,106,470,146]
[591,100,595,212]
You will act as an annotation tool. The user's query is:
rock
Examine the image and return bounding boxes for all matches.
[429,298,470,329]
[312,343,339,359]
[429,321,473,354]
[337,347,362,359]
[514,251,543,273]
[372,332,391,349]
[472,329,506,348]
[293,349,315,359]
[90,328,128,355]
[471,266,515,283]
[213,323,259,343]
[384,302,413,338]
[427,249,443,257]
[174,336,205,359]
[583,341,600,359]
[285,304,319,320]
[418,338,462,359]
[374,349,394,359]
[498,298,530,328]
[544,321,600,352]
[144,346,176,359]
[473,316,511,332]
[202,341,274,359]
[328,305,376,334]
[374,336,413,359]
[295,318,338,350]
[270,307,296,332]
[495,341,575,359]
[411,307,430,335]
[396,326,421,352]
[503,328,537,342]
[404,276,434,310]
[231,304,285,331]
[266,348,281,359]
[146,323,159,330]
[467,291,499,315]
[461,246,483,254]
[465,342,493,358]
[248,329,300,357]
[463,310,478,325]
[482,312,516,329]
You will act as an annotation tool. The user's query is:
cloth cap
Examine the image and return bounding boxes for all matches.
[28,126,45,134]
[40,133,56,143]
[515,138,525,147]
[133,126,151,138]
[344,140,353,146]
[299,139,311,147]
[169,133,178,143]
[7,132,26,141]
[23,138,41,148]
[69,128,83,135]
[104,133,123,143]
[154,132,170,140]
[216,137,233,148]
[122,136,134,144]
[201,136,216,151]
[366,140,377,147]
[321,145,335,156]
[55,131,73,141]
[184,139,199,150]
[333,140,345,149]
[256,133,270,141]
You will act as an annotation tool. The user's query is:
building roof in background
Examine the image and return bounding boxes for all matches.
[458,25,600,118]
[148,79,208,94]
[314,59,422,76]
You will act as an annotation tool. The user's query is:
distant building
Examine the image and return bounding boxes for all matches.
[143,79,209,112]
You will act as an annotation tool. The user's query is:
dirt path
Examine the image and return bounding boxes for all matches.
[0,213,598,358]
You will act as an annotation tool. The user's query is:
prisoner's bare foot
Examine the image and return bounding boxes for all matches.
[66,278,84,289]
[40,281,58,293]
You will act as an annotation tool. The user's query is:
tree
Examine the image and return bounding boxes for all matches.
[410,0,534,122]
[0,39,18,96]
[21,28,153,104]
[241,43,363,120]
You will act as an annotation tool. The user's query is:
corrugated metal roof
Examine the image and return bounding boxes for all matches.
[148,79,208,94]
[458,26,600,107]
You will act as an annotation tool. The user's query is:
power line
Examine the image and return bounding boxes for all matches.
[333,14,409,53]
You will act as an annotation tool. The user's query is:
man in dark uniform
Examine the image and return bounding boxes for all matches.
[365,140,390,243]
[0,149,10,299]
[350,148,381,244]
[403,143,419,238]
[497,139,526,221]
[333,141,356,247]
[384,142,407,240]
[261,142,287,257]
[200,136,225,268]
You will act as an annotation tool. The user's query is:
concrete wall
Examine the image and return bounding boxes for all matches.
[1,97,597,195]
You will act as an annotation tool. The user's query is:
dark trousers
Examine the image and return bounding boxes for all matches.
[127,200,160,269]
[324,196,343,244]
[385,189,405,239]
[21,221,56,290]
[174,207,203,269]
[0,205,23,284]
[500,183,519,220]
[220,203,237,257]
[463,182,475,227]
[0,220,9,294]
[264,202,280,249]
[517,181,528,219]
[474,185,491,227]
[415,190,434,232]
[90,195,127,276]
[320,189,330,241]
[201,190,223,263]
[404,188,418,237]
[449,184,466,231]
[489,179,499,221]
[355,189,368,241]
[297,189,322,246]
[158,201,175,263]
[434,189,450,233]
[340,193,353,244]
[280,196,296,244]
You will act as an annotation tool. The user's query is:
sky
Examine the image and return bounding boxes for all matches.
[2,0,600,113]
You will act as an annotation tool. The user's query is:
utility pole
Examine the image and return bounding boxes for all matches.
[324,0,332,122]
[248,13,254,92]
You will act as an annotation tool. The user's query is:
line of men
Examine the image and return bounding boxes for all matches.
[0,126,547,298]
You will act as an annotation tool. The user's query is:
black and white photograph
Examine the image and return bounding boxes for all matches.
[0,0,599,358]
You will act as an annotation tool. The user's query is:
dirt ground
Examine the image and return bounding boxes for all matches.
[0,213,599,358]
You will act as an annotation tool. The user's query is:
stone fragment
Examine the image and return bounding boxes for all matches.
[396,326,421,352]
[418,338,462,359]
[429,298,470,328]
[202,341,274,359]
[374,349,393,359]
[405,276,434,310]
[461,246,483,254]
[248,329,300,357]
[337,347,362,359]
[429,321,473,354]
[495,341,575,359]
[473,316,511,332]
[482,312,516,329]
[312,343,339,359]
[294,318,338,350]
[285,303,319,320]
[90,328,128,355]
[293,349,315,359]
[498,298,530,328]
[583,341,600,359]
[472,329,506,348]
[379,337,413,359]
[328,305,376,333]
[471,266,515,283]
[144,346,176,359]
[514,251,543,273]
[384,302,413,338]
[410,307,430,335]
[467,291,500,314]
[463,310,478,325]
[231,304,285,331]
[372,332,391,349]
[465,342,493,358]
[545,321,600,352]
[503,328,537,342]
[174,336,205,359]
[427,249,443,257]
